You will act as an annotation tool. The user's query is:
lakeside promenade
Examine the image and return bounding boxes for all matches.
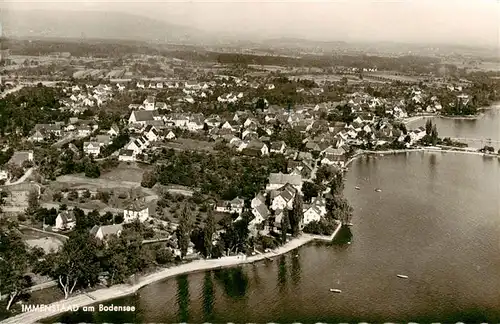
[1,223,342,324]
[345,147,498,168]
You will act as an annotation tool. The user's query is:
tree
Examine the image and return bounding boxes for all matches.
[280,212,290,243]
[82,189,91,199]
[255,98,266,111]
[315,165,334,184]
[101,229,150,286]
[84,161,100,178]
[302,182,320,203]
[203,210,216,258]
[0,223,32,310]
[177,204,192,259]
[53,192,63,202]
[26,188,40,215]
[431,125,438,145]
[330,170,345,196]
[41,231,100,299]
[425,119,433,135]
[289,193,303,236]
[141,171,157,188]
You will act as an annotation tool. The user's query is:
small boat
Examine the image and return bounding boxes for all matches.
[375,188,382,192]
[397,274,409,279]
[329,288,342,293]
[346,222,354,226]
[355,186,360,190]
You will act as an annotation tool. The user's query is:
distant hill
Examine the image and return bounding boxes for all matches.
[0,9,212,44]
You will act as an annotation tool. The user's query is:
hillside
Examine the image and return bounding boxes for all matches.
[0,9,211,44]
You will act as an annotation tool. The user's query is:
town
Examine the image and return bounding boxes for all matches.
[1,38,499,317]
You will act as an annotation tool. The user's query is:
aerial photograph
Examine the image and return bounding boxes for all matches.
[0,0,499,323]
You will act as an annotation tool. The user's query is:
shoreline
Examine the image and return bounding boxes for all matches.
[1,223,342,324]
[345,148,498,167]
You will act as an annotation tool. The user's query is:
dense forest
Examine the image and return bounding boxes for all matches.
[5,38,442,75]
[0,85,70,136]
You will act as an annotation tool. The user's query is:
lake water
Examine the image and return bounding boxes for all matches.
[48,151,500,323]
[410,104,500,148]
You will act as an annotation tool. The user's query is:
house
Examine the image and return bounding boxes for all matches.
[321,146,346,167]
[186,114,205,131]
[77,125,92,137]
[83,142,101,156]
[143,125,161,142]
[143,96,156,110]
[251,192,267,209]
[8,151,34,167]
[302,205,322,226]
[270,141,286,154]
[118,149,135,162]
[273,209,287,231]
[250,203,270,226]
[243,140,269,156]
[166,131,176,140]
[271,183,297,211]
[129,110,160,125]
[30,129,47,142]
[125,139,143,155]
[154,102,167,110]
[221,120,240,132]
[53,211,76,231]
[165,113,189,128]
[107,124,119,137]
[123,200,149,223]
[94,134,112,146]
[136,82,145,89]
[266,172,302,192]
[215,197,245,215]
[90,224,123,241]
[33,124,63,137]
[0,170,8,181]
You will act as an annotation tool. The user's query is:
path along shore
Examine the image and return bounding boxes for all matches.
[344,147,498,168]
[1,223,342,324]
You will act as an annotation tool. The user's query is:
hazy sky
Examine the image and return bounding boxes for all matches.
[3,0,500,47]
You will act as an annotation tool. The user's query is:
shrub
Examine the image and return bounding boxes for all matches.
[303,220,335,235]
[141,171,157,188]
[53,192,63,202]
[155,248,174,265]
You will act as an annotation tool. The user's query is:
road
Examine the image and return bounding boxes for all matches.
[4,168,34,186]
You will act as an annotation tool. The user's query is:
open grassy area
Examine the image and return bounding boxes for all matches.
[100,162,150,183]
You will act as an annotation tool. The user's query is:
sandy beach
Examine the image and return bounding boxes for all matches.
[1,224,341,324]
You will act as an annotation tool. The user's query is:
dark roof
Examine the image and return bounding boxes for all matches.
[254,203,270,219]
[58,210,76,223]
[119,149,134,157]
[133,110,159,122]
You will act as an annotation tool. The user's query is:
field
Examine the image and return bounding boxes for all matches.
[365,72,421,83]
[100,162,149,183]
[21,229,65,253]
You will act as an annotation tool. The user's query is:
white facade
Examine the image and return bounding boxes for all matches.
[53,214,76,231]
[302,207,322,225]
[83,143,101,156]
[271,195,293,211]
[124,207,149,223]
